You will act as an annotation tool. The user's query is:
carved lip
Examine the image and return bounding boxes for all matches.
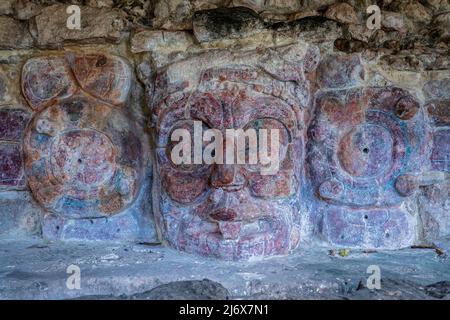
[209,209,238,222]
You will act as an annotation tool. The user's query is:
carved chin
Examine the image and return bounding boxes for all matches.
[161,204,300,261]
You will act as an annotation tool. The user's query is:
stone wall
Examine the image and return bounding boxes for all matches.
[0,0,448,260]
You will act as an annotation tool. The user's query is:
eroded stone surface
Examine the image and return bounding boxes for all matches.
[431,129,450,172]
[0,0,448,260]
[41,212,140,241]
[316,54,364,88]
[32,4,127,47]
[307,86,429,249]
[1,239,450,300]
[419,184,450,241]
[22,53,142,220]
[0,108,31,141]
[24,97,142,217]
[22,53,131,110]
[0,107,30,189]
[0,16,34,49]
[0,143,25,188]
[67,53,132,105]
[22,56,77,111]
[150,43,317,260]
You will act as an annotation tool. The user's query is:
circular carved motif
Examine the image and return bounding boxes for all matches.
[24,98,142,217]
[338,124,393,178]
[49,129,116,187]
[307,87,428,207]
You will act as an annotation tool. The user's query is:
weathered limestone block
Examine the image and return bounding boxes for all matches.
[429,12,450,45]
[193,6,267,43]
[232,0,301,12]
[421,0,450,12]
[389,0,433,24]
[20,53,150,242]
[32,4,128,47]
[192,6,342,48]
[152,0,196,30]
[149,43,318,260]
[0,0,14,15]
[324,2,359,24]
[307,86,430,249]
[0,16,34,49]
[131,30,199,68]
[381,11,409,32]
[14,0,43,20]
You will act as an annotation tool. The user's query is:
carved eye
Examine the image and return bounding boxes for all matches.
[243,118,290,173]
[166,120,211,172]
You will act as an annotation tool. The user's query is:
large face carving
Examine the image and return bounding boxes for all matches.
[152,47,313,260]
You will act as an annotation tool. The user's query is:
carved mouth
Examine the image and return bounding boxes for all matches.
[209,209,241,240]
[209,209,238,222]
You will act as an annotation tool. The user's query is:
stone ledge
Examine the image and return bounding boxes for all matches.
[0,238,449,299]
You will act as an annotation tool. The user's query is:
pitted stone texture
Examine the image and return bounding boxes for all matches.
[323,207,416,248]
[24,98,142,217]
[0,108,30,189]
[0,0,14,15]
[32,4,127,47]
[41,212,140,241]
[427,100,450,127]
[21,52,141,220]
[316,54,364,89]
[0,74,7,102]
[150,44,318,260]
[0,108,31,142]
[0,143,25,188]
[307,87,430,249]
[193,6,266,43]
[324,2,359,24]
[22,54,131,110]
[419,184,450,241]
[0,16,34,49]
[431,129,450,172]
[192,6,341,48]
[22,56,78,111]
[423,79,450,128]
[67,53,131,105]
[423,79,450,101]
[0,192,41,238]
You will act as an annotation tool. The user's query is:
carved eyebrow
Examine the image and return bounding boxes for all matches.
[234,96,298,134]
[244,117,293,143]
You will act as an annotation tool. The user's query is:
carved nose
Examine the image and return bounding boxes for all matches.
[211,164,244,190]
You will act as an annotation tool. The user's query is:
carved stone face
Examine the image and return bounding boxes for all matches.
[153,62,307,260]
